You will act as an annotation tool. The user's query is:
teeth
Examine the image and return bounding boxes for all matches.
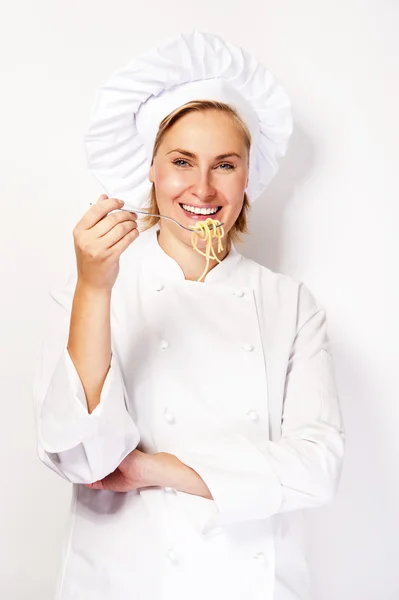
[182,204,219,215]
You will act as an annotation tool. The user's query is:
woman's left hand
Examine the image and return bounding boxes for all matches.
[84,449,213,500]
[84,449,157,492]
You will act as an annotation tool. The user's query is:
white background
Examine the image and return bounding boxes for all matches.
[1,1,398,598]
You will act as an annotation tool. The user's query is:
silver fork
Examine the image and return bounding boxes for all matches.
[120,204,224,232]
[90,202,224,232]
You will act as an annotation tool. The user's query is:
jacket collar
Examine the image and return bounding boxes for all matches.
[142,224,243,285]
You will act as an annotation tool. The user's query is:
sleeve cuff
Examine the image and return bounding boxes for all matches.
[39,347,138,453]
[175,491,221,535]
[174,432,283,529]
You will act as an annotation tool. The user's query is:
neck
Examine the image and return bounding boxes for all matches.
[157,226,231,282]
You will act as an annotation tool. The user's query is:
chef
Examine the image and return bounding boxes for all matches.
[33,30,345,600]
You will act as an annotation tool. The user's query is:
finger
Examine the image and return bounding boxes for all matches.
[79,197,125,231]
[84,481,105,490]
[108,225,140,254]
[101,219,139,249]
[93,210,138,238]
[85,471,129,492]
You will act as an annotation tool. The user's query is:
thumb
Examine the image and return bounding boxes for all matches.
[83,469,125,492]
[84,480,105,490]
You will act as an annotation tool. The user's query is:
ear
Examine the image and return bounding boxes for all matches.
[149,164,154,183]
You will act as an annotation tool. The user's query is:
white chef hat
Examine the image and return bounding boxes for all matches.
[84,30,293,207]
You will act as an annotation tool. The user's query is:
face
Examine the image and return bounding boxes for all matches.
[149,110,249,249]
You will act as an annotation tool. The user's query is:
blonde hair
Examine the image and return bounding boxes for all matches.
[140,100,251,244]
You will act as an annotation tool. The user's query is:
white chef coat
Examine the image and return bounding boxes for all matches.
[33,224,345,600]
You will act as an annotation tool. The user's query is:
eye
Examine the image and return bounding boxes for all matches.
[173,159,190,167]
[217,163,235,170]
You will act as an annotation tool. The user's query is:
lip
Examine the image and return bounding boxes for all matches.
[179,203,222,221]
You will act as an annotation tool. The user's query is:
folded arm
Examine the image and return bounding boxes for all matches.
[171,287,346,531]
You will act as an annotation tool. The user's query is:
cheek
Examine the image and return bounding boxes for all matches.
[154,168,187,196]
[223,172,247,204]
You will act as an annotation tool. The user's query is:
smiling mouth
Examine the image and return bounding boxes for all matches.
[179,203,222,217]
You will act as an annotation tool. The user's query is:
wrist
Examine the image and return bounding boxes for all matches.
[151,452,181,489]
[76,279,112,299]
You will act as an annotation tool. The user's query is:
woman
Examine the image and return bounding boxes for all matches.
[34,31,345,600]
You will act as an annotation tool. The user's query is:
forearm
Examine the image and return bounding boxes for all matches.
[67,281,112,413]
[152,453,213,500]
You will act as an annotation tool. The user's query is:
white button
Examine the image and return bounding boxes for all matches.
[234,289,244,297]
[167,548,179,564]
[161,340,169,349]
[242,343,254,352]
[164,410,175,425]
[155,283,164,291]
[247,410,259,422]
[164,486,175,493]
[253,552,266,563]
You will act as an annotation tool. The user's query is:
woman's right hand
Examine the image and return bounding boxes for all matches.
[73,194,139,292]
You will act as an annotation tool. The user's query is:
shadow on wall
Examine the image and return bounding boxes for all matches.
[242,122,316,271]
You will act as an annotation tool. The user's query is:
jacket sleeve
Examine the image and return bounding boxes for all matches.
[32,270,140,484]
[174,285,345,533]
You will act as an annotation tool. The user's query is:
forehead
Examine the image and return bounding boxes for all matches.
[160,110,246,151]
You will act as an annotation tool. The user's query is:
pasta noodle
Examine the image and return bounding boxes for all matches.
[189,218,225,282]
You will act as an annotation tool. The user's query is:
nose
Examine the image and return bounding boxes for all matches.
[190,169,217,202]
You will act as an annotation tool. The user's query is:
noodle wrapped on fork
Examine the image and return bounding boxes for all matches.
[189,218,225,282]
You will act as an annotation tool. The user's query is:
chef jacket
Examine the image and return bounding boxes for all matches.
[33,224,345,600]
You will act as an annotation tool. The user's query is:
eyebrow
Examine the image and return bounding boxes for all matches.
[166,148,243,161]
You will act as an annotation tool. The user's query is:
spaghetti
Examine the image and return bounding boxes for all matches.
[189,218,225,282]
